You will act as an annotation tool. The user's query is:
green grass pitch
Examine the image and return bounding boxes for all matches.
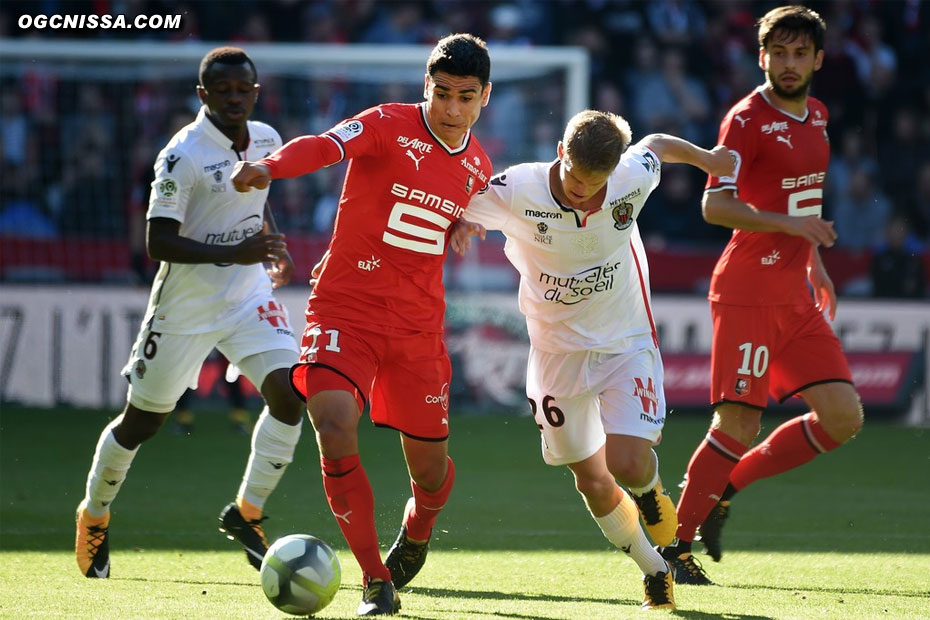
[1,406,928,619]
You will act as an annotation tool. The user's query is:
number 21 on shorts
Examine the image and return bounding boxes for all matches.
[300,327,342,360]
[737,342,769,377]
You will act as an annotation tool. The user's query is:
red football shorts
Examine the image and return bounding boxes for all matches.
[710,301,853,409]
[290,316,452,441]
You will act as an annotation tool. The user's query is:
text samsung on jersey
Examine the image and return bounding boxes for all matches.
[390,183,465,218]
[781,171,826,189]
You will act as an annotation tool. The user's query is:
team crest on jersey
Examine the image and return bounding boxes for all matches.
[460,156,488,183]
[611,202,634,230]
[331,120,363,142]
[134,359,146,379]
[211,169,226,192]
[734,378,750,396]
[534,225,553,245]
[465,175,474,193]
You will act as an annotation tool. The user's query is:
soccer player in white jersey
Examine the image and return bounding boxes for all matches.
[453,110,734,611]
[74,47,305,579]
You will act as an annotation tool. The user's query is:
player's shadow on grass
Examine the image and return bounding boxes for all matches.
[114,576,257,587]
[671,613,772,620]
[729,582,930,599]
[410,584,637,607]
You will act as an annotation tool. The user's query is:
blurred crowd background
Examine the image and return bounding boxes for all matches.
[1,0,928,298]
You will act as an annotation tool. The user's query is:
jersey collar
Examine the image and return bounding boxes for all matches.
[756,86,809,123]
[196,106,245,151]
[418,103,472,155]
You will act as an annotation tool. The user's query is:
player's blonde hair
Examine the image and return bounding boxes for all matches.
[562,110,632,174]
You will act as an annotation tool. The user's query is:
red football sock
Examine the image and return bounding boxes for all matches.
[730,413,840,491]
[321,454,391,583]
[405,457,456,541]
[676,429,747,543]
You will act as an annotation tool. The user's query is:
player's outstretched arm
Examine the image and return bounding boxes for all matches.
[448,218,486,257]
[231,162,272,192]
[638,133,735,177]
[147,217,287,266]
[701,190,837,248]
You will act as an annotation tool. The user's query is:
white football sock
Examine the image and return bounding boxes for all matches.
[236,407,302,509]
[83,415,139,518]
[628,449,659,497]
[593,490,667,576]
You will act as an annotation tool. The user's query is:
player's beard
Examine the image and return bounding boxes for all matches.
[768,68,813,101]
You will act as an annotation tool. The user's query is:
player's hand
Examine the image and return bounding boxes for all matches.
[449,218,486,257]
[784,216,837,248]
[231,232,287,265]
[308,252,327,288]
[267,248,294,289]
[232,161,272,192]
[808,260,837,321]
[706,146,736,178]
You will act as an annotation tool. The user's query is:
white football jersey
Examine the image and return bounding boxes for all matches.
[465,144,662,354]
[144,107,282,334]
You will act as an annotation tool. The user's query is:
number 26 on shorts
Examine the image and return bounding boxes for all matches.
[529,395,565,428]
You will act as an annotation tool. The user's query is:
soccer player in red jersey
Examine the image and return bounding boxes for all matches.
[232,34,492,616]
[659,6,863,584]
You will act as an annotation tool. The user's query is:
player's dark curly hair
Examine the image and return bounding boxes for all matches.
[199,46,257,86]
[562,110,632,174]
[757,5,825,52]
[427,33,491,87]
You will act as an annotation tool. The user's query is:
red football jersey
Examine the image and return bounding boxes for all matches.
[296,103,491,332]
[705,87,830,306]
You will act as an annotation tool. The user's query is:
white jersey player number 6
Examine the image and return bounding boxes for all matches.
[382,202,451,255]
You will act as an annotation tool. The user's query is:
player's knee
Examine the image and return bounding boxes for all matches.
[113,405,167,448]
[308,402,358,454]
[606,453,651,488]
[408,458,448,491]
[265,388,304,426]
[574,473,615,505]
[818,400,864,444]
[712,408,760,446]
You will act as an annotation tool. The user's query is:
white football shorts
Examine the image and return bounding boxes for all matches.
[121,294,299,413]
[526,345,667,466]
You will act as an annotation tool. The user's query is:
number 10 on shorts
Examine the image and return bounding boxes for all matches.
[737,342,769,377]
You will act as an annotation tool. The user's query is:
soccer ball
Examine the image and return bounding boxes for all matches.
[260,534,341,616]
